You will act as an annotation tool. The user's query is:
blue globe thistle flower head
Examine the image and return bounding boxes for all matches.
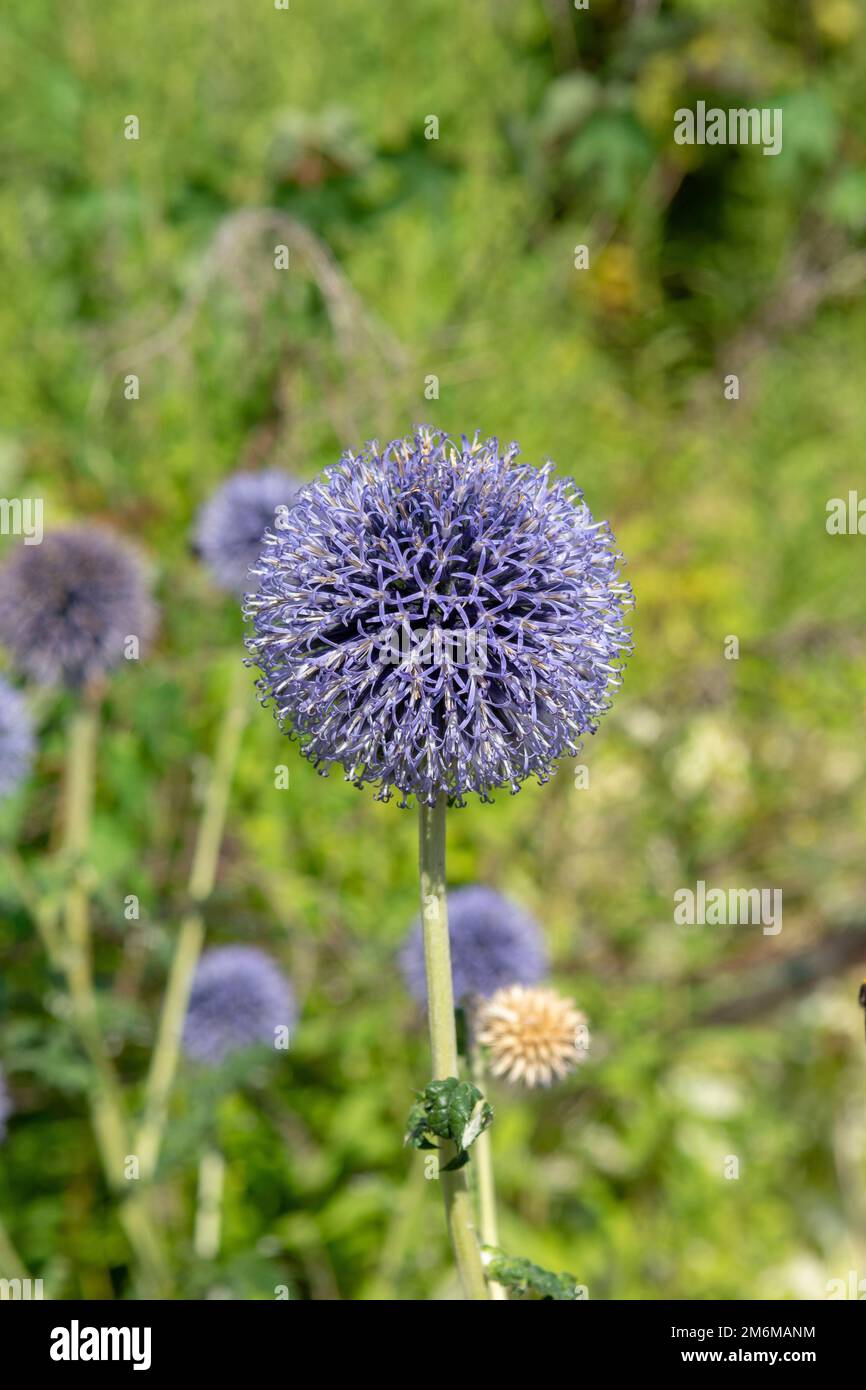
[401,884,548,1005]
[0,678,35,801]
[194,470,302,594]
[182,946,296,1066]
[0,1068,11,1143]
[246,427,632,806]
[0,529,155,689]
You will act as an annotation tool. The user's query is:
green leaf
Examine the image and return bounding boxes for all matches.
[486,1250,584,1301]
[562,112,654,213]
[537,73,598,143]
[403,1077,493,1169]
[460,1096,493,1152]
[824,171,866,232]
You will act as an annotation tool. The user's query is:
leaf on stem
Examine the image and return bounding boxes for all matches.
[485,1250,583,1301]
[404,1076,493,1170]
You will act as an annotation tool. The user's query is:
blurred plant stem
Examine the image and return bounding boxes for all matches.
[0,1212,28,1282]
[467,1019,507,1299]
[60,687,168,1296]
[62,694,126,1166]
[418,796,489,1301]
[2,847,63,960]
[136,660,249,1180]
[365,1163,427,1299]
[193,1148,226,1260]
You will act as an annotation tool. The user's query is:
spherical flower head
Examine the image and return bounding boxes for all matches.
[476,984,589,1088]
[246,427,632,806]
[0,529,155,689]
[194,470,302,593]
[182,946,296,1066]
[401,885,548,1005]
[0,1068,11,1143]
[0,678,35,801]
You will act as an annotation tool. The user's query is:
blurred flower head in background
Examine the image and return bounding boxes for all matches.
[0,1068,11,1142]
[0,678,34,800]
[182,946,296,1065]
[0,529,155,688]
[401,884,548,1005]
[477,984,589,1088]
[246,426,632,805]
[194,470,302,594]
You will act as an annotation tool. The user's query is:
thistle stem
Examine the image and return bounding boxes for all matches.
[61,697,127,1165]
[136,661,249,1180]
[418,796,489,1301]
[193,1148,226,1260]
[59,689,168,1295]
[2,849,63,962]
[467,1020,508,1299]
[0,1211,28,1283]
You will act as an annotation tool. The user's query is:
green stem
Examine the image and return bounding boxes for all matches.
[136,661,249,1180]
[61,697,128,1171]
[0,1211,28,1283]
[59,690,168,1295]
[135,909,204,1180]
[418,796,489,1301]
[193,1148,226,1261]
[2,848,63,963]
[365,1162,426,1299]
[467,1019,508,1299]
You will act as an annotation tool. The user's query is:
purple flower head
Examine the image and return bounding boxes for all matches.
[182,946,296,1066]
[401,884,548,1005]
[0,529,155,688]
[246,427,632,806]
[0,678,34,800]
[194,470,302,594]
[0,1069,11,1143]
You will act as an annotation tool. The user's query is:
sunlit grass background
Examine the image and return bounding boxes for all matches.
[1,0,865,1299]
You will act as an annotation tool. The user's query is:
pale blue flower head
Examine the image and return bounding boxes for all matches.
[0,529,155,688]
[246,427,632,806]
[401,885,548,1004]
[0,678,34,800]
[194,470,302,593]
[182,946,296,1066]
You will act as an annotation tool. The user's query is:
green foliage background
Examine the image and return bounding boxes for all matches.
[1,0,865,1300]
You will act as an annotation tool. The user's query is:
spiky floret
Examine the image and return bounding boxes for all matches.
[476,984,589,1088]
[246,427,632,806]
[194,470,302,593]
[0,529,155,688]
[0,678,34,800]
[400,884,547,1004]
[182,946,296,1066]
